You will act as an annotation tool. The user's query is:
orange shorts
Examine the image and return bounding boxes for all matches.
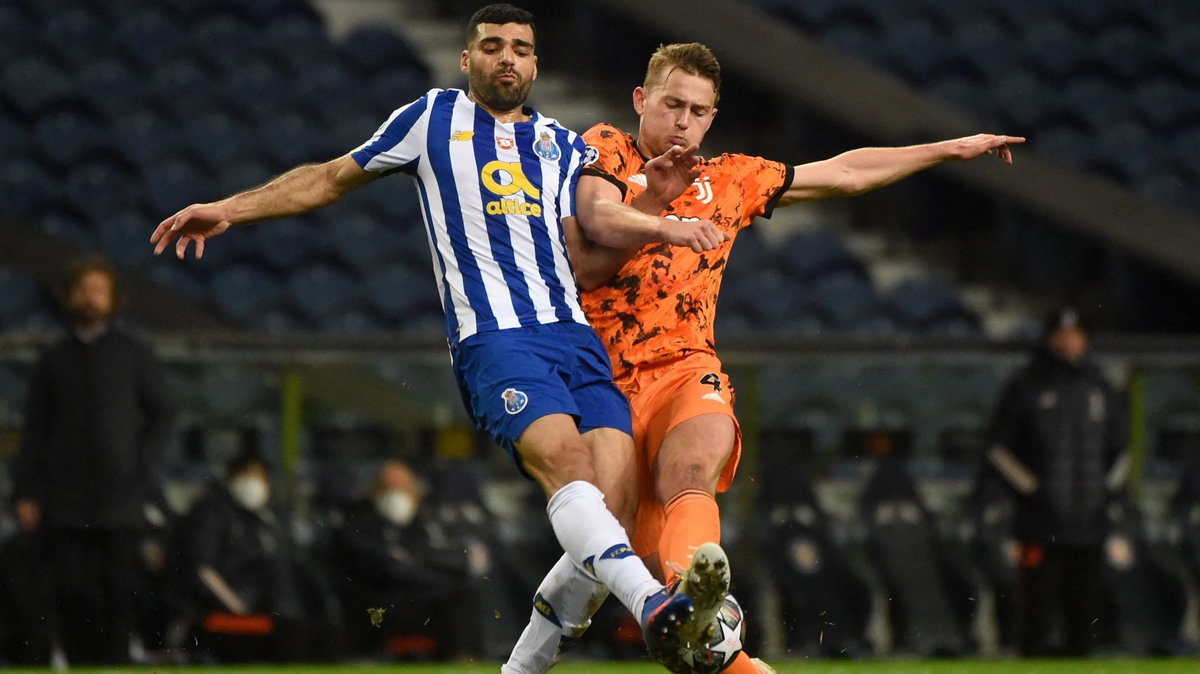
[614,351,742,557]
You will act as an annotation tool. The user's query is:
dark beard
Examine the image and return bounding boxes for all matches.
[469,70,531,111]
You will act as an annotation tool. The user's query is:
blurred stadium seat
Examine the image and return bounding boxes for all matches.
[2,54,74,121]
[113,5,179,69]
[0,3,35,68]
[756,0,1200,216]
[813,269,881,330]
[110,108,189,174]
[64,158,141,221]
[183,109,264,173]
[77,56,152,121]
[0,158,58,216]
[285,263,364,329]
[208,265,285,324]
[0,269,44,328]
[42,4,113,70]
[33,106,114,172]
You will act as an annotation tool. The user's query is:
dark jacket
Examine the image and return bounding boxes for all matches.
[14,327,173,529]
[332,498,466,607]
[989,352,1126,545]
[182,483,281,614]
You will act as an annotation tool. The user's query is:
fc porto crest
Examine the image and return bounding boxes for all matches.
[533,131,560,161]
[502,387,529,415]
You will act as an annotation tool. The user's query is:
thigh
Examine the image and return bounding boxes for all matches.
[636,356,742,494]
[452,327,581,461]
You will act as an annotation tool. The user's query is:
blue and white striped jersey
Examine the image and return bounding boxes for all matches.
[351,88,589,344]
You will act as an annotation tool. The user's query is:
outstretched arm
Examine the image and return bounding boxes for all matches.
[151,154,377,259]
[779,133,1025,206]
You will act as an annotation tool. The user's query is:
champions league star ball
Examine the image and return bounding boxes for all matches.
[680,594,746,674]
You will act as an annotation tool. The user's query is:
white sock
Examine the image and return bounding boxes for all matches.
[502,553,609,674]
[545,480,662,622]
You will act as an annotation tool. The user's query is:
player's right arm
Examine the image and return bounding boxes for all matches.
[569,174,722,290]
[571,171,726,290]
[151,154,378,260]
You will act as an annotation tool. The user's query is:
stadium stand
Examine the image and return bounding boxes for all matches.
[755,0,1200,217]
[0,0,992,336]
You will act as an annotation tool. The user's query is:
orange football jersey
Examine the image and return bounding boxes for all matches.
[580,123,792,376]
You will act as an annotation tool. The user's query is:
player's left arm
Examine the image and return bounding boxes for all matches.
[778,133,1025,206]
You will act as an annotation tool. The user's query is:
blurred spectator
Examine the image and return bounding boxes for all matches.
[12,254,173,665]
[331,459,474,660]
[170,447,337,663]
[985,308,1128,656]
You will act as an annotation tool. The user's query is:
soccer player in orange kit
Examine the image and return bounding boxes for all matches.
[502,42,1023,674]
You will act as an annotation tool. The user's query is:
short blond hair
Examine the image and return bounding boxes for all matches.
[643,43,721,104]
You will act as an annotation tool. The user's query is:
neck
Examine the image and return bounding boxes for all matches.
[75,321,109,343]
[469,91,530,123]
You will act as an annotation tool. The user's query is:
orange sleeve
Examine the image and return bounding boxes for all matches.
[581,123,639,200]
[721,153,793,224]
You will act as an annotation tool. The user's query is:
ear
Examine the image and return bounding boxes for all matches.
[460,49,470,74]
[632,86,646,115]
[532,54,538,81]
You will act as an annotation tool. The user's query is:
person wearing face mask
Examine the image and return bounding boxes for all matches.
[984,308,1129,657]
[12,254,173,666]
[171,448,286,661]
[331,460,470,660]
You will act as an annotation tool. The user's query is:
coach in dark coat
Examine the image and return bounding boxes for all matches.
[12,255,173,665]
[985,308,1127,656]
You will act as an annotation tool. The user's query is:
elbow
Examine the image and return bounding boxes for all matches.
[575,267,608,292]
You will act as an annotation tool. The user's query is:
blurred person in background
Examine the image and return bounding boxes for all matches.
[172,446,340,663]
[985,307,1129,656]
[12,254,173,665]
[332,459,479,660]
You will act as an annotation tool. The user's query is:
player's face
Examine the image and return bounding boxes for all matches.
[1047,324,1088,363]
[67,269,115,328]
[462,22,537,114]
[633,69,718,158]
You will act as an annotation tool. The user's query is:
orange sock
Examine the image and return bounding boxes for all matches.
[722,652,761,673]
[658,488,721,583]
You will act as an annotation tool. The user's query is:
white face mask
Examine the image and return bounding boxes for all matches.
[229,475,270,512]
[376,489,417,527]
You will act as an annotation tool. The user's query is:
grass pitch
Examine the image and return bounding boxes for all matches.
[4,660,1200,674]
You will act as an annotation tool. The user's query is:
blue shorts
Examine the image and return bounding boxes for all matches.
[451,321,632,470]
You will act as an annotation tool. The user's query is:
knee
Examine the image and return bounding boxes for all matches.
[522,438,596,494]
[655,445,729,500]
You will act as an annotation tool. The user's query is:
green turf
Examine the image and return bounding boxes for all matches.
[5,659,1200,674]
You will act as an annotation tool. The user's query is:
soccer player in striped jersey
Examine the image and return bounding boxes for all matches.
[151,7,731,670]
[506,43,1025,674]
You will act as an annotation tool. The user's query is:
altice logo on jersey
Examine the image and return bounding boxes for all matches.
[481,160,541,217]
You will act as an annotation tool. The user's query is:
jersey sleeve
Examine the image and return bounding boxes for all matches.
[350,90,434,175]
[559,134,589,219]
[580,123,634,199]
[725,154,793,221]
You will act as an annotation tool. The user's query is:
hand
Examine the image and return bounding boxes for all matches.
[643,144,702,210]
[951,133,1026,164]
[15,499,39,531]
[150,202,233,259]
[659,217,728,253]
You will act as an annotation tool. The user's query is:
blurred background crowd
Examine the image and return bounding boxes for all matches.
[1,0,1199,667]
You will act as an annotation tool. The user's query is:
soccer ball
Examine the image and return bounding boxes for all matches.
[679,593,746,674]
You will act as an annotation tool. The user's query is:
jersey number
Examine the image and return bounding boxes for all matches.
[700,373,723,392]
